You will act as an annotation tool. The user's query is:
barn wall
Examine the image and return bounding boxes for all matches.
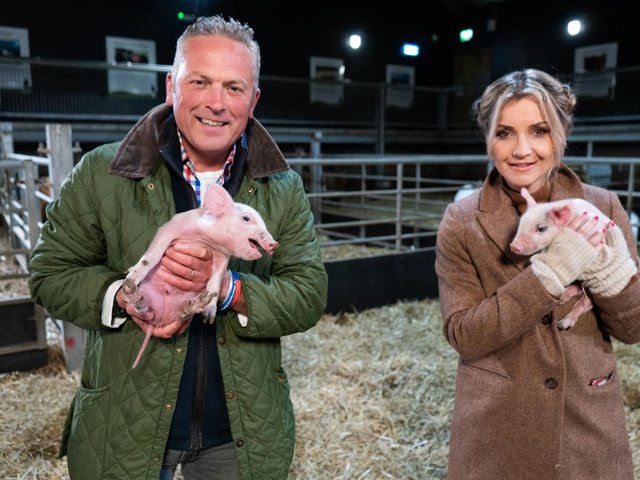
[325,250,438,314]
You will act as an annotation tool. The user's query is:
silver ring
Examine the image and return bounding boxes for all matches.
[189,269,195,280]
[575,216,590,231]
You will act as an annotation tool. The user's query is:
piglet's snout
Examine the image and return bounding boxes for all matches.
[249,232,279,257]
[509,237,535,255]
[262,238,279,255]
[510,241,523,254]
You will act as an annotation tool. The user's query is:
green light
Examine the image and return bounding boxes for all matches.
[177,11,196,22]
[459,28,473,43]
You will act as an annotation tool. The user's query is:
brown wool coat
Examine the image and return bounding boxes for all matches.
[435,164,640,480]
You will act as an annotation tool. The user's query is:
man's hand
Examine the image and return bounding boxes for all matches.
[130,314,191,338]
[116,285,191,338]
[155,242,213,292]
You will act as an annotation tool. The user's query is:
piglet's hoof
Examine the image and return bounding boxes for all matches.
[202,311,217,324]
[122,278,144,310]
[202,302,219,324]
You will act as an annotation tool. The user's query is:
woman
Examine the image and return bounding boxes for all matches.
[435,68,640,480]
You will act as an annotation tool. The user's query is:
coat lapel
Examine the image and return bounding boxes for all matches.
[475,164,587,270]
[476,170,530,269]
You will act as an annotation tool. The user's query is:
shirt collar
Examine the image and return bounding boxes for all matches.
[178,130,237,184]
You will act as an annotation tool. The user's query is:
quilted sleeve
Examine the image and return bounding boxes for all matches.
[29,147,126,330]
[229,171,328,338]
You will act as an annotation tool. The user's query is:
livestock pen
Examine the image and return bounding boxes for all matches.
[1,126,640,479]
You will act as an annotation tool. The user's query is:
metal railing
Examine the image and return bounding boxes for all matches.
[3,134,640,267]
[0,157,43,272]
[287,154,640,257]
[2,125,639,372]
[3,57,640,133]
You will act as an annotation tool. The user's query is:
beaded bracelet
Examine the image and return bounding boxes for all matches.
[218,270,241,312]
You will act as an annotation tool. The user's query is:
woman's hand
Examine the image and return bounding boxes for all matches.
[581,221,638,297]
[566,211,606,247]
[530,213,604,296]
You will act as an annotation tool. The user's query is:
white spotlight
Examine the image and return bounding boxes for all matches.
[402,43,420,57]
[567,19,582,36]
[348,34,362,50]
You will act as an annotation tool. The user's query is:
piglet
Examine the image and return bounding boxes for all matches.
[122,183,279,368]
[509,187,612,330]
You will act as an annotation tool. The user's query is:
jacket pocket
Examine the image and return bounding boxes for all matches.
[276,367,295,461]
[461,355,510,381]
[588,368,615,388]
[66,384,111,479]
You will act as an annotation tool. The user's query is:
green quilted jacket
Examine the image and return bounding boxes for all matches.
[28,105,328,479]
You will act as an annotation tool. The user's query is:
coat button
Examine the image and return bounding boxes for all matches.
[218,335,226,345]
[246,186,255,193]
[545,378,558,389]
[148,183,155,190]
[236,439,244,448]
[541,315,552,325]
[226,390,235,400]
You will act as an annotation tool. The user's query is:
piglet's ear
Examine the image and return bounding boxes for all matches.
[202,184,233,216]
[549,204,573,226]
[521,187,537,209]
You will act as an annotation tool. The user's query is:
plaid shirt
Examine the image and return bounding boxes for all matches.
[179,132,236,206]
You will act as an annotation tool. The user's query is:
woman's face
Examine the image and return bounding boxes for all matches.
[492,95,555,193]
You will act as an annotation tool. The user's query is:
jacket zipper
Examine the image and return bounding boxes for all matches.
[190,319,207,450]
[186,179,206,451]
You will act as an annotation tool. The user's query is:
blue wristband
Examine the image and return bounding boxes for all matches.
[218,270,241,312]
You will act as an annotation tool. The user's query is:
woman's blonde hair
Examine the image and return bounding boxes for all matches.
[471,69,576,178]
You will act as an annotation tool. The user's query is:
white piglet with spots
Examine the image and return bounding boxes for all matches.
[123,183,279,368]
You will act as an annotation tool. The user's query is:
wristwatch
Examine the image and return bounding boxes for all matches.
[112,295,128,317]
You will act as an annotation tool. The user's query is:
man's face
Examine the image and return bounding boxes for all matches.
[166,35,260,168]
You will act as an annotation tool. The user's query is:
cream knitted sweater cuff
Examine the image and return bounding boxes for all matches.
[530,228,599,297]
[581,226,638,297]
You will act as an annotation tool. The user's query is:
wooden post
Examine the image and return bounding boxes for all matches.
[46,124,84,372]
[1,122,14,158]
[309,131,323,220]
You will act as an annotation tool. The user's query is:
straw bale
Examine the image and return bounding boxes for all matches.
[0,333,77,480]
[1,281,640,479]
[317,235,393,262]
[0,255,30,300]
[283,300,456,479]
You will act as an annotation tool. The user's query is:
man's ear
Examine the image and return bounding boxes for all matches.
[248,88,261,118]
[165,72,174,105]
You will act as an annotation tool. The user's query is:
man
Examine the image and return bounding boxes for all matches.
[29,15,328,480]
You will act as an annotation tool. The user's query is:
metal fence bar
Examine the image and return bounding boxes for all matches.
[288,154,640,255]
[2,129,640,372]
[3,57,640,134]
